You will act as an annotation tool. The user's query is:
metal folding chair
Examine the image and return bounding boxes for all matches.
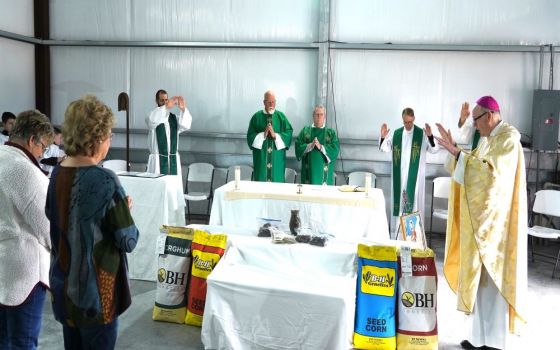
[428,177,451,247]
[184,162,215,222]
[528,189,560,278]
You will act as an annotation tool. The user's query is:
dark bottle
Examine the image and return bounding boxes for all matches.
[289,209,301,235]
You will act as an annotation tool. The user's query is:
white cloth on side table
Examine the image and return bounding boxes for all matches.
[118,174,185,280]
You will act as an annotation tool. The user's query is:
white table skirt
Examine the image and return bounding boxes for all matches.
[118,174,186,281]
[201,233,358,350]
[209,181,389,242]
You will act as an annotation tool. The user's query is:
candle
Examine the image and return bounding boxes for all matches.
[364,173,372,196]
[234,166,241,189]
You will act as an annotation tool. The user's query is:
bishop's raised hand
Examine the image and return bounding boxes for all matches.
[434,122,460,156]
[458,102,470,127]
[436,123,453,145]
[380,123,390,139]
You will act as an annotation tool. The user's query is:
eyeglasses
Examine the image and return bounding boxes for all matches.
[473,111,489,122]
[39,141,49,152]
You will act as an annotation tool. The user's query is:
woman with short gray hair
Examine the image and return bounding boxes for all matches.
[0,110,54,349]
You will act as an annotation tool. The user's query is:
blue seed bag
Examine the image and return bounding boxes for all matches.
[353,244,398,350]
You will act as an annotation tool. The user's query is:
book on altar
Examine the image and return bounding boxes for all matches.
[338,185,365,192]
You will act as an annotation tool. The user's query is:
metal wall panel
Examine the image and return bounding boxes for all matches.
[130,48,317,133]
[328,50,540,142]
[50,0,132,40]
[50,47,130,125]
[50,0,319,42]
[50,46,317,135]
[331,0,560,45]
[0,0,34,36]
[0,38,35,115]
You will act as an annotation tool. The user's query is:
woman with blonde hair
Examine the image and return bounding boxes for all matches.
[46,95,139,349]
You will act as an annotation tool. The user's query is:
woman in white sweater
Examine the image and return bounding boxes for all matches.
[0,110,54,349]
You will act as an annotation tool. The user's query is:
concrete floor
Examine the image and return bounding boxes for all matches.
[37,235,559,350]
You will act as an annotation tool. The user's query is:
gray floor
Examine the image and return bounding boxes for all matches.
[37,235,559,349]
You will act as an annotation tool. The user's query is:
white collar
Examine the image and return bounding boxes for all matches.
[489,120,504,137]
[263,109,275,115]
[312,123,325,129]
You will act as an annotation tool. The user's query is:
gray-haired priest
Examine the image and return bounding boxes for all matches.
[295,105,339,185]
[247,90,293,182]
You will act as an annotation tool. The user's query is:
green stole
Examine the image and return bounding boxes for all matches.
[392,125,423,216]
[264,115,274,181]
[472,130,481,149]
[155,113,178,175]
[312,127,328,184]
[302,127,329,184]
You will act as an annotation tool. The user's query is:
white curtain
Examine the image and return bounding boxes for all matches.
[329,50,541,140]
[331,0,560,45]
[50,0,319,42]
[0,38,35,115]
[0,0,34,36]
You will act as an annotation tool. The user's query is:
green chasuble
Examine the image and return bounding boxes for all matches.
[392,125,423,216]
[155,113,179,175]
[247,110,293,182]
[295,126,339,185]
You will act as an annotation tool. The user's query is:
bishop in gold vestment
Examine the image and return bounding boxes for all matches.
[435,96,527,350]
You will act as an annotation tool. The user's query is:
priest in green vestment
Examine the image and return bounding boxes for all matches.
[146,89,192,179]
[295,105,339,185]
[379,107,438,236]
[247,90,293,182]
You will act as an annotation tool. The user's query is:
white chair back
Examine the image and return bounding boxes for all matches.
[428,176,452,247]
[347,171,376,188]
[285,168,297,184]
[528,189,560,278]
[533,190,560,217]
[187,163,214,183]
[432,177,452,199]
[226,165,253,182]
[102,159,127,172]
[334,172,346,186]
[184,162,215,222]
